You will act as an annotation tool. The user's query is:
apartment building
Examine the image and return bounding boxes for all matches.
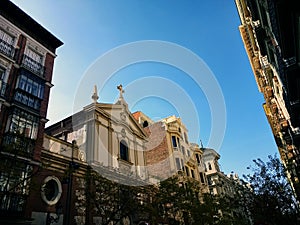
[0,0,63,223]
[133,112,209,193]
[235,0,300,198]
[202,148,235,196]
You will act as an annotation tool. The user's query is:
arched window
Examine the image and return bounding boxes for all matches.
[120,140,129,161]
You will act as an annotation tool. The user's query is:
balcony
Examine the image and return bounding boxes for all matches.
[0,192,27,214]
[21,54,45,78]
[1,132,35,158]
[0,39,15,59]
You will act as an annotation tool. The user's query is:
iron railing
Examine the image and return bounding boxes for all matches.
[21,54,45,78]
[0,192,27,213]
[1,133,35,158]
[0,39,15,59]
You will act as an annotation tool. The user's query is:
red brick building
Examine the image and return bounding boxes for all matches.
[133,112,208,192]
[0,0,63,223]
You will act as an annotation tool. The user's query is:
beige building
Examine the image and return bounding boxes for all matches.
[133,112,209,193]
[45,85,149,185]
[203,148,235,196]
[235,0,300,198]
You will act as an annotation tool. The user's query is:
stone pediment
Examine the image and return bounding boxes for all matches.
[96,102,148,139]
[88,84,148,139]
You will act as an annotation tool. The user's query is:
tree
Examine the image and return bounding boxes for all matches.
[152,174,220,225]
[75,166,152,225]
[0,131,38,214]
[242,154,300,225]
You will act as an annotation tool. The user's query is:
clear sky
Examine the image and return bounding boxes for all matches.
[10,0,278,176]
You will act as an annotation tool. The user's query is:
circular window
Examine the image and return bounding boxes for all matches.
[41,176,62,206]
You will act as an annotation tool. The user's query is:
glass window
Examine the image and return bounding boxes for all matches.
[200,173,205,183]
[32,81,38,96]
[177,137,181,148]
[184,132,188,144]
[14,91,41,110]
[25,79,32,93]
[171,136,177,148]
[21,95,28,105]
[16,73,44,99]
[18,75,27,90]
[28,97,35,108]
[38,85,44,99]
[191,169,195,178]
[196,154,201,164]
[14,92,23,102]
[120,140,129,161]
[6,108,39,139]
[208,162,212,170]
[185,166,190,176]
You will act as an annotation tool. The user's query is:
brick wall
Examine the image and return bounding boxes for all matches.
[145,122,173,180]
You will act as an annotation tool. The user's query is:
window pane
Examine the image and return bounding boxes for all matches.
[21,95,29,105]
[191,169,195,178]
[25,79,32,93]
[185,166,190,176]
[200,173,205,183]
[14,92,23,102]
[18,75,27,90]
[7,108,39,140]
[120,140,128,161]
[171,136,177,148]
[32,82,38,96]
[38,85,44,99]
[28,97,34,108]
[34,100,40,110]
[177,137,181,148]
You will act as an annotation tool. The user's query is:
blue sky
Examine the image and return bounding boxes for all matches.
[10,0,278,176]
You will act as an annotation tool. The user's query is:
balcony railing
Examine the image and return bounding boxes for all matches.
[0,39,15,59]
[21,54,45,78]
[0,192,27,213]
[1,133,35,158]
